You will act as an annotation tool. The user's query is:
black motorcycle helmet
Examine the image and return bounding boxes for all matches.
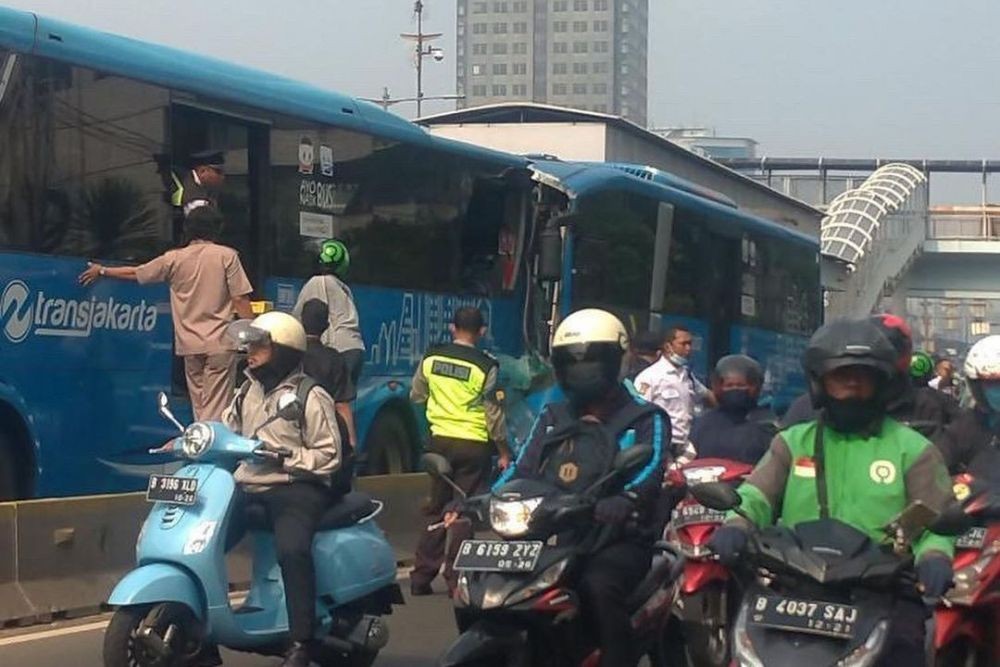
[802,318,898,410]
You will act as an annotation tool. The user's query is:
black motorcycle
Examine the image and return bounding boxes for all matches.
[426,445,684,667]
[689,482,965,667]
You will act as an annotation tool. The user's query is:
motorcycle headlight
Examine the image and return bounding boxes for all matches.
[505,558,569,607]
[490,496,543,538]
[181,422,214,459]
[836,619,888,667]
[683,465,728,485]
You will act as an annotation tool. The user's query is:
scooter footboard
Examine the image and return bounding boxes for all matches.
[439,620,527,667]
[108,563,204,620]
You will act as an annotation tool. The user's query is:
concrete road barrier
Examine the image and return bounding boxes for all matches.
[0,473,430,627]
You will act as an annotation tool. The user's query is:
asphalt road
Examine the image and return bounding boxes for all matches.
[0,579,455,667]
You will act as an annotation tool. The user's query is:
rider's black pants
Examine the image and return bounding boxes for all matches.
[877,598,929,666]
[251,482,333,642]
[578,540,651,667]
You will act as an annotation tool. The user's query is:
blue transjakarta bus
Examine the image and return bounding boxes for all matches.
[0,7,820,500]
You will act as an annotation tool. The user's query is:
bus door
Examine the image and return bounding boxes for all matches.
[166,104,270,396]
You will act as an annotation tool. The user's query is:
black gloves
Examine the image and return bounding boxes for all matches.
[708,525,748,566]
[917,554,954,599]
[594,494,636,524]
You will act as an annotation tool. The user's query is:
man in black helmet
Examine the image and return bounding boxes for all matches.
[709,317,955,665]
[688,354,776,465]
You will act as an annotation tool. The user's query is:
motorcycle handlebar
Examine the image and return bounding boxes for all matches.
[254,444,292,460]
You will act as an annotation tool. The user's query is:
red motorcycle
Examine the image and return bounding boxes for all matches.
[663,458,753,667]
[933,473,1000,667]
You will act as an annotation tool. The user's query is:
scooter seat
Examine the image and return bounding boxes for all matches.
[317,492,377,530]
[243,492,377,532]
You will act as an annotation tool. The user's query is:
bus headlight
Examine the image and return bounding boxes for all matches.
[182,423,214,458]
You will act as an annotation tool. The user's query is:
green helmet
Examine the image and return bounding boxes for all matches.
[910,350,935,381]
[318,239,349,276]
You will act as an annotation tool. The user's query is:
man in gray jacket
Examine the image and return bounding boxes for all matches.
[223,311,342,667]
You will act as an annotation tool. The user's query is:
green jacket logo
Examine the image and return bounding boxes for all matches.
[869,460,897,484]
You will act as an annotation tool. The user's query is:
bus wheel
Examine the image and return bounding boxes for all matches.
[0,433,20,501]
[363,409,414,476]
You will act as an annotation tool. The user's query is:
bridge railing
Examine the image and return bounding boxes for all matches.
[928,208,1000,240]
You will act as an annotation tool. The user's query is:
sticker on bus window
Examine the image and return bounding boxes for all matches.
[298,137,315,175]
[741,295,757,317]
[299,211,334,238]
[320,145,334,177]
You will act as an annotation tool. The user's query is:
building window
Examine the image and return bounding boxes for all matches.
[593,20,609,31]
[573,0,589,9]
[573,41,589,53]
[472,64,485,75]
[473,43,488,55]
[573,62,588,74]
[622,20,630,33]
[621,64,629,74]
[573,21,588,33]
[473,1,487,13]
[492,84,508,95]
[493,1,508,11]
[553,83,567,95]
[553,62,568,74]
[493,63,508,75]
[553,21,568,32]
[553,0,568,11]
[513,21,528,33]
[494,22,509,33]
[472,84,487,96]
[553,42,568,53]
[512,1,528,11]
[512,42,528,54]
[593,82,607,94]
[594,41,609,53]
[493,43,508,54]
[512,62,527,75]
[592,61,608,73]
[572,83,587,94]
[473,23,487,34]
[621,85,629,96]
[512,83,528,95]
[594,0,608,8]
[621,42,629,54]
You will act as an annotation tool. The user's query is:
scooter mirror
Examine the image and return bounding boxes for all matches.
[156,391,184,433]
[612,444,653,477]
[690,482,741,512]
[276,392,303,422]
[421,453,453,479]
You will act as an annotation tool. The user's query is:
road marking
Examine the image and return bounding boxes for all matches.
[0,569,411,647]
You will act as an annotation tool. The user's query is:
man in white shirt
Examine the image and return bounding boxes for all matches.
[634,325,714,464]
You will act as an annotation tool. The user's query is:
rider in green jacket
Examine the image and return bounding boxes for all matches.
[710,317,955,665]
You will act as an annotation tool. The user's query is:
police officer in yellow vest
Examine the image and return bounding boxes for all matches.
[409,306,511,596]
[171,149,226,218]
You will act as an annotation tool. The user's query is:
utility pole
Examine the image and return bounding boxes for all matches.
[399,1,443,118]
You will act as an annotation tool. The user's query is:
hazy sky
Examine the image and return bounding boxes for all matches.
[6,0,999,200]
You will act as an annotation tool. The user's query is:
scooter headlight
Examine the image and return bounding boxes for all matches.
[490,496,543,538]
[836,619,888,667]
[505,558,569,606]
[181,422,214,459]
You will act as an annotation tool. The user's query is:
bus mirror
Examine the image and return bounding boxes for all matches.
[537,224,562,282]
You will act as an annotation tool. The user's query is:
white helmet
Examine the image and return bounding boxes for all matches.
[552,308,629,350]
[964,335,1000,381]
[234,311,307,352]
[551,309,628,405]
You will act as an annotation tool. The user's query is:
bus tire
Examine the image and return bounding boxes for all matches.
[363,408,415,476]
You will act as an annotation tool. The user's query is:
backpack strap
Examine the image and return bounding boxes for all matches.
[234,378,252,418]
[294,376,319,437]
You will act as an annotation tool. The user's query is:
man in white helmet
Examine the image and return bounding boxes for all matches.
[220,311,345,667]
[494,309,670,667]
[947,336,1000,484]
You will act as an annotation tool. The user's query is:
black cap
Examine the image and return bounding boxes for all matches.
[188,149,225,168]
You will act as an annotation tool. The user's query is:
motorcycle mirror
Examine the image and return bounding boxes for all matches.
[421,453,453,479]
[276,393,303,422]
[612,444,654,477]
[929,503,972,536]
[156,391,184,433]
[690,482,741,512]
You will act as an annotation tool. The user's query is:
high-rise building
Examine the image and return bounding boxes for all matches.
[455,0,648,126]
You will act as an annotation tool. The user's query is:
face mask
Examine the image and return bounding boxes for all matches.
[560,361,615,409]
[824,397,882,433]
[668,353,688,368]
[719,389,756,414]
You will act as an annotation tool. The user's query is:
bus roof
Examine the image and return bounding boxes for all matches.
[531,159,818,247]
[0,5,525,169]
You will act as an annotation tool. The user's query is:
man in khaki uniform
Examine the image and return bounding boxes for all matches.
[79,207,254,420]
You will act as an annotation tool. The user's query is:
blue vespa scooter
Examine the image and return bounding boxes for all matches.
[104,392,402,667]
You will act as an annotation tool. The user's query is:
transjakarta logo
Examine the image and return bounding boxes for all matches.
[1,280,158,343]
